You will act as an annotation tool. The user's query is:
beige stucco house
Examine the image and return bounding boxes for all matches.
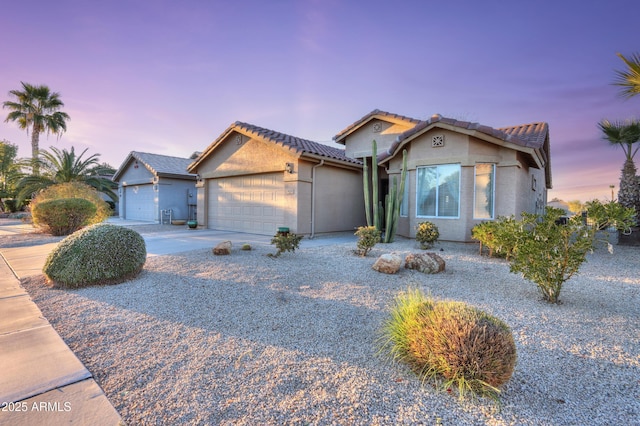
[334,109,551,241]
[189,110,551,241]
[187,122,364,236]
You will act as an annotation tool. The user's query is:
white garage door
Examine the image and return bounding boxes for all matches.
[207,174,285,235]
[124,184,156,221]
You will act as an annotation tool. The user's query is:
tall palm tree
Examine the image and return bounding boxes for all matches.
[2,82,70,175]
[613,52,640,99]
[16,146,117,203]
[597,119,640,213]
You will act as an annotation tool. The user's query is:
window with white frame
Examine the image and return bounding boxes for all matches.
[416,164,460,217]
[474,163,495,219]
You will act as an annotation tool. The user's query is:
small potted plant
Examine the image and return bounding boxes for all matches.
[415,221,439,249]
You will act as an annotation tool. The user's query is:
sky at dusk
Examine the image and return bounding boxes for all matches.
[2,0,639,203]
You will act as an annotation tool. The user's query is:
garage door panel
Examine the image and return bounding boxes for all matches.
[124,185,156,221]
[207,173,285,235]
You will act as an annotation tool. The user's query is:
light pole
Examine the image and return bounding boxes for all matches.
[610,185,615,201]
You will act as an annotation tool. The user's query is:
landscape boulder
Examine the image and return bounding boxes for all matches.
[213,241,232,255]
[372,253,402,274]
[404,252,445,274]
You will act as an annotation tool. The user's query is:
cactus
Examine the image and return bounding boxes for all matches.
[363,156,372,226]
[372,140,380,232]
[363,140,381,230]
[362,140,407,243]
[383,150,407,243]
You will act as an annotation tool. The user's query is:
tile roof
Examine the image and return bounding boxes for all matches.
[114,151,197,181]
[497,122,549,149]
[333,109,421,143]
[231,121,362,165]
[380,113,549,162]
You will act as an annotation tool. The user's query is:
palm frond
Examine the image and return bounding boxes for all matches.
[613,52,640,99]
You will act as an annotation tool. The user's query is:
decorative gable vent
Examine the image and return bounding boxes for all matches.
[432,135,445,147]
[235,135,243,145]
[372,122,382,133]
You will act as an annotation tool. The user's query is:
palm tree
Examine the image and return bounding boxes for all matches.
[613,52,640,99]
[597,119,640,213]
[2,82,70,175]
[16,146,117,203]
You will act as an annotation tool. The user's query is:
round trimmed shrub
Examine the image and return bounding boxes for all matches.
[30,182,111,231]
[32,198,97,236]
[380,289,516,400]
[43,223,146,288]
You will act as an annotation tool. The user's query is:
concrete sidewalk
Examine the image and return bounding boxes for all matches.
[0,252,123,425]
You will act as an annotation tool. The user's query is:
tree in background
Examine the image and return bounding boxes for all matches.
[16,146,117,204]
[610,52,640,222]
[597,119,640,218]
[2,82,70,175]
[567,200,585,214]
[0,140,23,211]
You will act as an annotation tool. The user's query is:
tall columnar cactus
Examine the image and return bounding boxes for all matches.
[372,140,380,232]
[383,150,408,243]
[363,158,371,226]
[363,140,381,229]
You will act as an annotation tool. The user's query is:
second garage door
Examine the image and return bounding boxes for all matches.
[207,173,286,235]
[124,184,156,221]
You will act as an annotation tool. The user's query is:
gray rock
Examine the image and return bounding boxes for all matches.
[404,252,445,274]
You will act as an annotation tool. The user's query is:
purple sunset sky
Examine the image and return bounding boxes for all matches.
[2,0,639,202]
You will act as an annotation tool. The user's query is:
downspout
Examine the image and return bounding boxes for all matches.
[310,160,325,239]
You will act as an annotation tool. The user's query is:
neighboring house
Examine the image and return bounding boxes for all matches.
[187,122,364,236]
[113,151,197,222]
[334,109,551,242]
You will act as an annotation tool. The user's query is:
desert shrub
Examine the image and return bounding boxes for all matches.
[415,221,439,249]
[471,216,519,259]
[584,199,636,232]
[355,225,381,256]
[32,198,97,236]
[379,288,516,400]
[269,232,303,257]
[30,182,111,230]
[509,208,594,303]
[43,223,146,288]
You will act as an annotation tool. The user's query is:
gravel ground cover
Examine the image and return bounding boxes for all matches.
[15,231,640,425]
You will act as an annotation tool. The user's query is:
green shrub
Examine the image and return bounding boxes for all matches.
[415,221,439,249]
[355,225,381,256]
[32,198,97,236]
[584,199,636,232]
[30,182,111,230]
[509,208,594,303]
[471,216,519,259]
[43,223,146,288]
[3,199,18,212]
[379,288,516,400]
[269,232,303,257]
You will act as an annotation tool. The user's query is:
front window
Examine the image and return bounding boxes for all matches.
[474,163,495,219]
[416,164,460,217]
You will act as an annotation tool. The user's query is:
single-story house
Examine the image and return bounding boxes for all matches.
[187,122,364,236]
[113,151,197,222]
[334,109,551,241]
